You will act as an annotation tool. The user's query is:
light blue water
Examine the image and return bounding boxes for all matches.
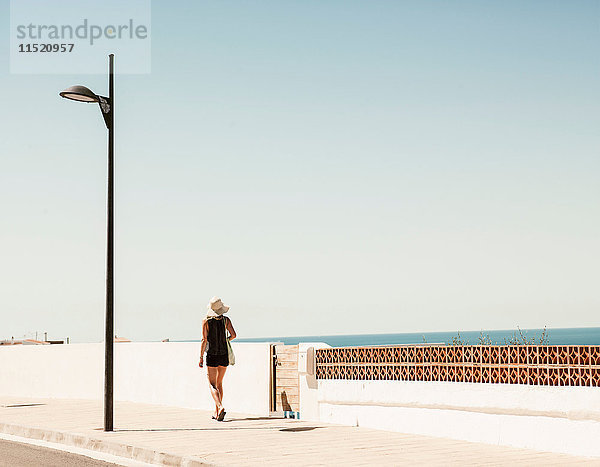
[233,327,600,347]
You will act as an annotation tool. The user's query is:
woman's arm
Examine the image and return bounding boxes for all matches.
[199,319,208,367]
[226,317,237,341]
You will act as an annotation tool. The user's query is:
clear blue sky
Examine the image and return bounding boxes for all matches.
[1,0,598,342]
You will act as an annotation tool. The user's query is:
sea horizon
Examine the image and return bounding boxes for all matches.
[182,326,600,347]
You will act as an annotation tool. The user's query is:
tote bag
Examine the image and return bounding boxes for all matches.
[224,317,235,366]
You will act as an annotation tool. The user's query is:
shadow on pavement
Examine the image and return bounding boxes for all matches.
[110,425,321,432]
[279,426,321,432]
[98,414,325,432]
[2,403,46,408]
[221,416,282,422]
[106,419,324,433]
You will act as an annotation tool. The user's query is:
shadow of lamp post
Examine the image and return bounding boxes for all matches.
[59,54,115,432]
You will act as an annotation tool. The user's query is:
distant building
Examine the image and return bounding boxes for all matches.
[0,339,50,346]
[0,340,20,346]
[1,336,67,346]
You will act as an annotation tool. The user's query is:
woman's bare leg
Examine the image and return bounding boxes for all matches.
[216,365,227,404]
[207,366,222,417]
[215,366,227,419]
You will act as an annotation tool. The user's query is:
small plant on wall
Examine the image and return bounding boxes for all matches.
[447,326,550,346]
[478,331,492,345]
[503,326,550,345]
[449,331,470,346]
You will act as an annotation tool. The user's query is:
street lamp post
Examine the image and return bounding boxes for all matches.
[60,54,115,432]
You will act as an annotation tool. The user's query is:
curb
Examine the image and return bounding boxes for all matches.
[0,422,213,466]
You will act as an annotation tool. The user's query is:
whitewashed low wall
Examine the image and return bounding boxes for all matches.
[0,344,105,400]
[0,342,272,415]
[5,342,600,458]
[303,374,600,458]
[317,379,600,421]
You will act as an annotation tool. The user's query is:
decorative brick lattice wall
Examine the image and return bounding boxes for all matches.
[315,346,600,386]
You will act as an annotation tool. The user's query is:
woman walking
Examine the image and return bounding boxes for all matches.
[199,297,236,421]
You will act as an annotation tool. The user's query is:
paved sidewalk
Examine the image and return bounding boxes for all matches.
[0,396,598,466]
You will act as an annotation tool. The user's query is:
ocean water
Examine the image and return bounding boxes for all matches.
[235,327,600,347]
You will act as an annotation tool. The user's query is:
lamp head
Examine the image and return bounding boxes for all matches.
[59,85,99,103]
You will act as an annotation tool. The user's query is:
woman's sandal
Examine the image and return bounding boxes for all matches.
[217,408,226,421]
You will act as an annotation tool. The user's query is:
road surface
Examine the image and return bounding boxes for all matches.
[0,439,118,467]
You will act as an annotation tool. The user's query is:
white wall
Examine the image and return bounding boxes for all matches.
[318,379,600,421]
[5,342,600,457]
[314,379,600,458]
[298,345,600,457]
[298,343,331,421]
[0,342,272,416]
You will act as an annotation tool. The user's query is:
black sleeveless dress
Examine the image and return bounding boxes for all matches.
[206,317,229,367]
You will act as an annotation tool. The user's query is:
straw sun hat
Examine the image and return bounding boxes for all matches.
[207,296,230,318]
